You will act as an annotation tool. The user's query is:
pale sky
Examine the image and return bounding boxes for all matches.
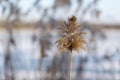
[98,0,120,20]
[95,0,120,23]
[0,0,120,23]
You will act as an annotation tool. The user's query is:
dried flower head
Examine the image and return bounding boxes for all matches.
[56,16,87,53]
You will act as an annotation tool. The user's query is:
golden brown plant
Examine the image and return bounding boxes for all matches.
[56,16,87,53]
[56,16,87,80]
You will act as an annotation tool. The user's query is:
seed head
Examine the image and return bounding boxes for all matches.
[56,16,87,53]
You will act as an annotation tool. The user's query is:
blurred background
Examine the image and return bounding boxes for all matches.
[0,0,120,80]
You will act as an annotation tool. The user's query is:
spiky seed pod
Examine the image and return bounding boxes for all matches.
[56,16,87,53]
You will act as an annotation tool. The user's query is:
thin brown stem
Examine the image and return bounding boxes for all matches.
[70,52,72,80]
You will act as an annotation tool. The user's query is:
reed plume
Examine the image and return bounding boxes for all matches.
[56,16,87,80]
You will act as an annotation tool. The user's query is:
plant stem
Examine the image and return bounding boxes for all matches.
[70,52,72,80]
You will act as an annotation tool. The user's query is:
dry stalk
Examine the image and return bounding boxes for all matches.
[56,16,87,80]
